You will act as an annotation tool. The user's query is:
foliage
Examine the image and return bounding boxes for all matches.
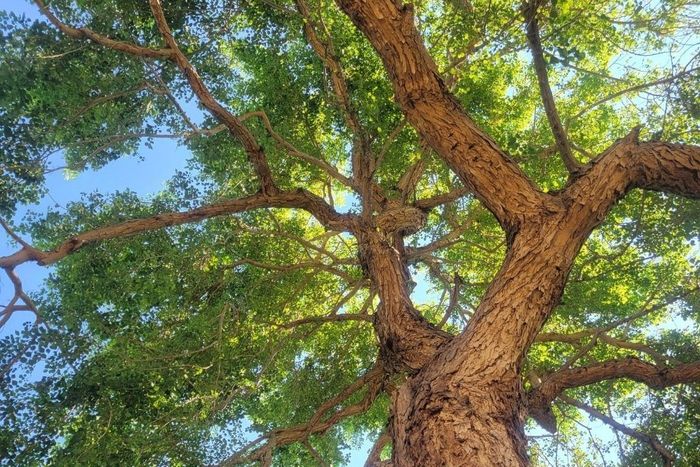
[0,0,698,465]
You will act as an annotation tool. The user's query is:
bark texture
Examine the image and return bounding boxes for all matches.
[334,1,700,465]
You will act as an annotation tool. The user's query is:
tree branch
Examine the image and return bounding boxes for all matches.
[147,0,277,194]
[523,0,581,174]
[364,430,392,466]
[220,363,385,465]
[34,0,173,59]
[413,186,469,211]
[335,0,552,230]
[276,313,373,329]
[238,111,355,189]
[0,191,355,270]
[527,357,700,432]
[295,0,383,214]
[564,130,700,236]
[560,395,674,467]
[569,67,699,123]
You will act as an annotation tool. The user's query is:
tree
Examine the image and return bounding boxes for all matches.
[1,0,699,464]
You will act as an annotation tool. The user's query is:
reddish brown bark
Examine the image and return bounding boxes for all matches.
[334,1,700,465]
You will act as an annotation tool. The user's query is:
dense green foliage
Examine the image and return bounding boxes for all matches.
[0,0,698,465]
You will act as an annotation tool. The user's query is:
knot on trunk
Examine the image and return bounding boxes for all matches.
[376,204,426,235]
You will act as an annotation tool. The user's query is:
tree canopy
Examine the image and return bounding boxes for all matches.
[0,0,699,465]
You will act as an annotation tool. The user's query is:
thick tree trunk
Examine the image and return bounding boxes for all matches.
[385,219,590,465]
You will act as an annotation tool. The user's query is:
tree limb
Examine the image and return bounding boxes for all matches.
[560,395,674,467]
[364,430,392,467]
[34,0,174,59]
[569,67,699,123]
[0,190,355,269]
[335,0,553,230]
[148,0,277,194]
[564,131,700,235]
[523,0,581,174]
[413,186,469,211]
[220,362,385,465]
[527,357,700,432]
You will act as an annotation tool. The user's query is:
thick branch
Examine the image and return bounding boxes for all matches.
[336,0,552,229]
[0,190,354,269]
[528,357,700,432]
[359,231,450,371]
[564,133,700,235]
[523,0,580,174]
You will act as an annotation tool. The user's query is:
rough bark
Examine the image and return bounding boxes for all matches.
[336,0,555,231]
[358,229,450,372]
[334,2,700,465]
[389,217,585,466]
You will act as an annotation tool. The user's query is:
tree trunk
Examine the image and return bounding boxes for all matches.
[384,218,589,465]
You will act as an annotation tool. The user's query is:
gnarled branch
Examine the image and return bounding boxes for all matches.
[0,190,355,270]
[335,0,553,230]
[564,130,700,235]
